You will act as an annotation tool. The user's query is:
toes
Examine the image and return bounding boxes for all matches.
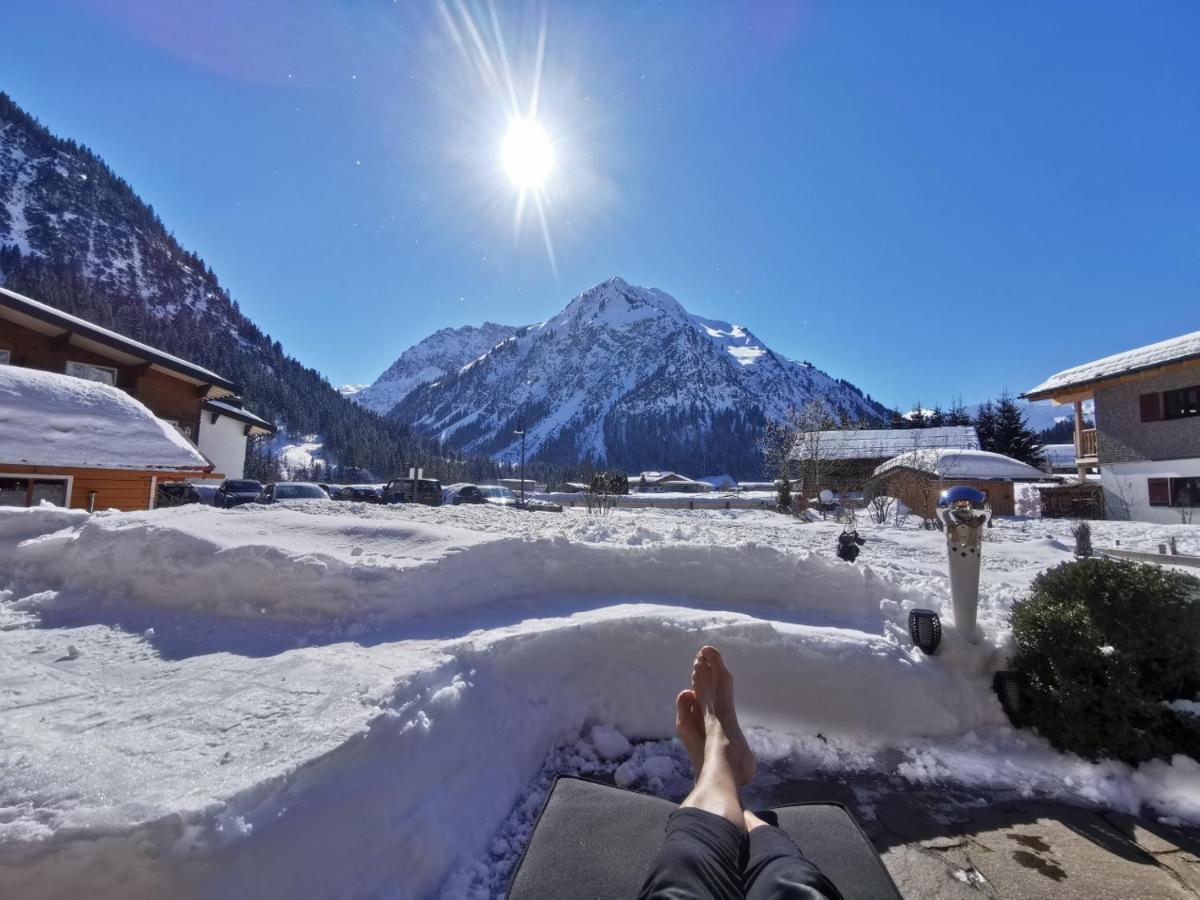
[679,689,700,721]
[675,690,693,723]
[699,645,725,671]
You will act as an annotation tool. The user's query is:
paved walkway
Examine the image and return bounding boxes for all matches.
[746,773,1200,899]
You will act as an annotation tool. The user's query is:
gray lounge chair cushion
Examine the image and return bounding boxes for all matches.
[507,776,901,899]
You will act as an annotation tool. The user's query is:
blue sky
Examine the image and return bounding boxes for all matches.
[6,1,1198,410]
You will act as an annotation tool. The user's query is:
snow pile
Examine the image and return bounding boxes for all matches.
[2,503,1199,897]
[0,504,934,630]
[0,366,209,470]
[874,447,1048,481]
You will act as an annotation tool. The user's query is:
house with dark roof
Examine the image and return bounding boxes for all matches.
[1023,329,1200,523]
[0,286,272,483]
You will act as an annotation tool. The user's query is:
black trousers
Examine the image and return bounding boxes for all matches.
[638,808,844,900]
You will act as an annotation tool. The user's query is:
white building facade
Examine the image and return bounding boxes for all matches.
[1024,330,1200,524]
[197,400,274,481]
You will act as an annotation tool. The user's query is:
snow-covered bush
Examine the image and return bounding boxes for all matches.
[1011,559,1200,764]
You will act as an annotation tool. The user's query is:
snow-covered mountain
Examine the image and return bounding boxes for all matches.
[380,278,887,475]
[353,322,518,414]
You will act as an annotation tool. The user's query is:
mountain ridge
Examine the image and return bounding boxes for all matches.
[369,277,888,476]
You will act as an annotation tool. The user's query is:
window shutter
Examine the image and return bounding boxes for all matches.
[1140,393,1162,422]
[1148,478,1170,506]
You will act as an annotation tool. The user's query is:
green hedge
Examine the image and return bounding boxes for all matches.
[1010,558,1200,764]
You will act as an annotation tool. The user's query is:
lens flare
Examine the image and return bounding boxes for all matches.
[501,118,554,190]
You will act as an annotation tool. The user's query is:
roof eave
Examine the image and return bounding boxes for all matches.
[1022,349,1200,403]
[0,288,239,394]
[202,400,275,434]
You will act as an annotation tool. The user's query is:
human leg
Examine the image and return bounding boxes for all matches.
[742,811,844,900]
[639,650,753,898]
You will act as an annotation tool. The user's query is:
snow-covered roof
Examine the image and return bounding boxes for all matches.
[873,448,1048,482]
[699,474,736,488]
[790,426,979,461]
[1024,330,1200,399]
[0,366,210,471]
[637,471,699,484]
[203,399,274,434]
[0,286,236,394]
[1042,443,1076,469]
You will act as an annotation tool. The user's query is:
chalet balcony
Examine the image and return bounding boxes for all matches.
[1076,427,1098,464]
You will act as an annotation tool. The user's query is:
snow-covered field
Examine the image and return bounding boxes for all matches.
[1,503,1199,899]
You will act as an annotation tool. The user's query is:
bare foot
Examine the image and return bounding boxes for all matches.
[691,646,756,786]
[675,690,705,775]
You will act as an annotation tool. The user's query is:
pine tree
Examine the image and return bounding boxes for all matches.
[987,392,1045,467]
[908,403,927,429]
[928,404,945,427]
[975,400,998,450]
[943,398,974,426]
[777,475,792,512]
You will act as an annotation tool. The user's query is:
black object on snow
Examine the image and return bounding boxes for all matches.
[836,529,866,562]
[992,670,1026,727]
[908,609,942,654]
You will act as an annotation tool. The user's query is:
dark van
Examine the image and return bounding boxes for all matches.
[383,477,443,506]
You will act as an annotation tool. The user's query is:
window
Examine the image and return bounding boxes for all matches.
[0,349,10,365]
[0,477,69,508]
[1163,385,1200,420]
[1171,478,1200,508]
[66,360,118,385]
[1149,476,1200,508]
[1148,478,1170,506]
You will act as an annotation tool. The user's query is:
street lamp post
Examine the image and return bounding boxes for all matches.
[514,419,526,506]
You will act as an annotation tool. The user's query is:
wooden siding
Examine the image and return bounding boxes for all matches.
[0,319,205,437]
[880,471,1018,518]
[0,463,190,512]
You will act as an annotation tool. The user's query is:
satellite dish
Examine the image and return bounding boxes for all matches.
[819,489,835,505]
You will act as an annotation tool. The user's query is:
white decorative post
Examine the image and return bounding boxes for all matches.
[936,486,991,644]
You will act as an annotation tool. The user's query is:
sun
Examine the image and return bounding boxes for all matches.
[500,118,554,190]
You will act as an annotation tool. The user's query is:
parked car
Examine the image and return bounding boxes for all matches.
[477,484,517,507]
[215,479,264,508]
[156,481,201,507]
[383,476,442,506]
[443,483,488,505]
[256,482,331,504]
[334,484,385,503]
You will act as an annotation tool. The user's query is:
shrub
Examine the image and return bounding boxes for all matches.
[776,478,792,513]
[1010,558,1200,764]
[1071,521,1093,558]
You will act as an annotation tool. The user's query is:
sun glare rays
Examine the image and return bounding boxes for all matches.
[437,0,565,275]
